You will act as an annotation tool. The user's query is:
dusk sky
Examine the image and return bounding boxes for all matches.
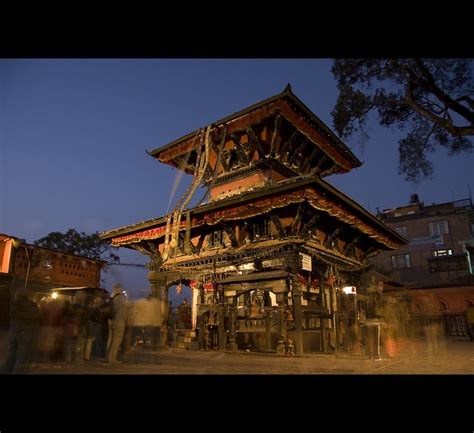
[1,59,473,300]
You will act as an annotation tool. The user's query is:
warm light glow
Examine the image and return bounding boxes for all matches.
[51,292,58,299]
[342,286,357,295]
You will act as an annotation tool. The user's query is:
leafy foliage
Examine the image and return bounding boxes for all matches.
[34,229,119,263]
[331,59,474,182]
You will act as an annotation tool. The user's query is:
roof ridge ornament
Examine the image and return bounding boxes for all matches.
[284,83,293,93]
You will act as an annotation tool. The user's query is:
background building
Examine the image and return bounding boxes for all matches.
[371,195,474,336]
[0,233,104,328]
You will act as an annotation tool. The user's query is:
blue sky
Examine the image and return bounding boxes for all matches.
[1,59,473,300]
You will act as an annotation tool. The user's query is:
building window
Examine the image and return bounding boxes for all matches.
[433,249,453,257]
[429,220,449,236]
[391,254,411,269]
[393,226,408,237]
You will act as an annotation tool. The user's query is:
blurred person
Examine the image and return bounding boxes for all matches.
[61,301,80,363]
[37,295,62,363]
[2,287,41,374]
[337,316,346,350]
[73,292,88,360]
[384,302,400,357]
[121,299,134,356]
[96,295,110,357]
[423,294,445,355]
[82,297,101,360]
[465,304,474,341]
[178,297,191,329]
[106,283,127,363]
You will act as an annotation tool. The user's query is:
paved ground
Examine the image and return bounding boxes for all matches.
[12,337,474,374]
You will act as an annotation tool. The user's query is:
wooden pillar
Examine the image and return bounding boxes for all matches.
[329,285,337,351]
[184,211,191,254]
[291,281,304,356]
[265,309,272,351]
[320,284,327,352]
[218,307,226,350]
[227,297,238,352]
[163,286,170,319]
[198,316,205,350]
[352,294,360,354]
[276,292,287,355]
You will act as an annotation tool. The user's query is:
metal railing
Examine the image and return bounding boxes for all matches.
[411,314,467,337]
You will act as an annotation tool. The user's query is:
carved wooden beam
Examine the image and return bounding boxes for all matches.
[319,161,339,177]
[299,213,320,236]
[215,125,227,171]
[178,232,186,254]
[179,234,199,255]
[133,243,163,270]
[174,155,193,173]
[323,227,343,249]
[215,143,231,173]
[203,166,213,183]
[246,126,266,159]
[288,138,309,167]
[222,222,239,248]
[269,212,287,239]
[243,221,256,241]
[361,246,378,262]
[279,129,300,162]
[343,235,361,256]
[300,146,322,173]
[200,126,228,204]
[309,154,329,176]
[270,114,282,156]
[196,232,206,254]
[182,210,192,254]
[230,133,250,165]
[291,202,306,236]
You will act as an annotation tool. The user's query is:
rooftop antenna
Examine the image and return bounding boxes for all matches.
[469,184,472,205]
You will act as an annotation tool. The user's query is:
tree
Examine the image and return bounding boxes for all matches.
[331,59,474,182]
[34,229,120,263]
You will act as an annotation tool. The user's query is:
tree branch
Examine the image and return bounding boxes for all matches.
[413,59,474,124]
[389,83,474,137]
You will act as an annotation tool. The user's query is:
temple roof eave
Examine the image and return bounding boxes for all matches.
[147,87,362,171]
[101,176,406,250]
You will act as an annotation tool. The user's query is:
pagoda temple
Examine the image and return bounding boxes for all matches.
[101,84,406,355]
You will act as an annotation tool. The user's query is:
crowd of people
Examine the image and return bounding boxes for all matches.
[1,283,128,374]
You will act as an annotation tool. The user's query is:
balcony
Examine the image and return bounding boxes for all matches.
[428,254,468,273]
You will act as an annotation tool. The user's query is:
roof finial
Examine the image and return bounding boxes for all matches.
[284,82,293,93]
